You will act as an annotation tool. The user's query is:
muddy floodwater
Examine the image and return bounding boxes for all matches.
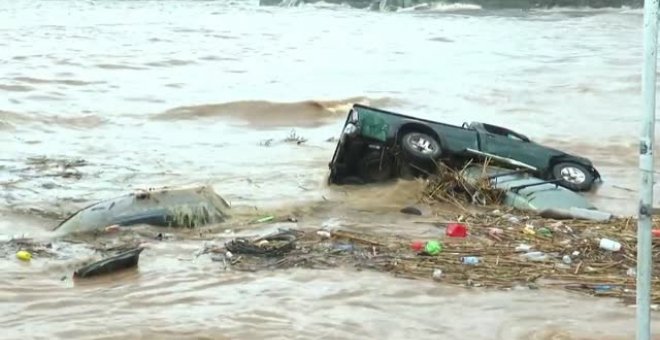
[2,1,660,339]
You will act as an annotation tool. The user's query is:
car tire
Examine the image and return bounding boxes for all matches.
[358,150,393,183]
[551,162,595,192]
[400,132,442,163]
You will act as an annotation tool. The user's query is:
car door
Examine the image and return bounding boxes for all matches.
[478,124,547,169]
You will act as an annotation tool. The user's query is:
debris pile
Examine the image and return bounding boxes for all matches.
[422,160,505,209]
[207,212,660,304]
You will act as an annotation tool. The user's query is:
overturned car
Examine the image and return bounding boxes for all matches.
[328,104,601,192]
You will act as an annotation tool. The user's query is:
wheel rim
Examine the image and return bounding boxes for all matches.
[408,134,435,155]
[559,166,586,184]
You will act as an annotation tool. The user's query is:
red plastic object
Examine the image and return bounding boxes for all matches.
[446,223,468,238]
[411,241,424,252]
[653,229,660,237]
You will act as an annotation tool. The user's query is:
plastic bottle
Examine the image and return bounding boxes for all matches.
[522,251,547,262]
[599,238,622,252]
[515,244,532,252]
[461,256,479,265]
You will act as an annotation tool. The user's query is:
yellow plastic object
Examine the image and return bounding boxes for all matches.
[16,250,32,261]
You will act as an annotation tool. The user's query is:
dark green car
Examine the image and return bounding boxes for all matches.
[328,104,601,192]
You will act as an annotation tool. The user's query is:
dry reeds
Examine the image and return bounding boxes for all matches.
[422,159,505,210]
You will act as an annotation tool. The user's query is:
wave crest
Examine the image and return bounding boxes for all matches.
[152,96,402,128]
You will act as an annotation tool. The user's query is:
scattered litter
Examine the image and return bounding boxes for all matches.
[283,129,307,145]
[225,231,297,257]
[599,238,622,252]
[205,212,660,305]
[254,215,275,224]
[515,244,532,252]
[521,251,547,262]
[424,240,442,255]
[537,227,552,238]
[16,250,32,262]
[104,224,122,233]
[74,247,144,278]
[488,227,503,241]
[523,224,535,236]
[410,241,424,252]
[446,223,467,237]
[400,206,423,215]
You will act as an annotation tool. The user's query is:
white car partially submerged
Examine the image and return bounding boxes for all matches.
[52,185,232,235]
[460,164,612,221]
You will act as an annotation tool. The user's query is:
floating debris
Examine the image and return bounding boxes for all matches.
[74,247,144,278]
[283,129,307,145]
[206,213,660,305]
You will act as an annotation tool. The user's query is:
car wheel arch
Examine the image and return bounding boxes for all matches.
[396,123,442,147]
[548,158,597,191]
[548,156,593,174]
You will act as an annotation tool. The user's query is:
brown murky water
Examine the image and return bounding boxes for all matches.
[2,1,660,338]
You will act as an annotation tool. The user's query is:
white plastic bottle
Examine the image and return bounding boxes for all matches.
[599,238,622,252]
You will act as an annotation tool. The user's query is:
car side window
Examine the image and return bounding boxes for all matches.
[482,124,529,142]
[506,133,524,141]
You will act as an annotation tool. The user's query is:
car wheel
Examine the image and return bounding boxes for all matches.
[551,162,594,192]
[400,131,442,162]
[358,151,393,183]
